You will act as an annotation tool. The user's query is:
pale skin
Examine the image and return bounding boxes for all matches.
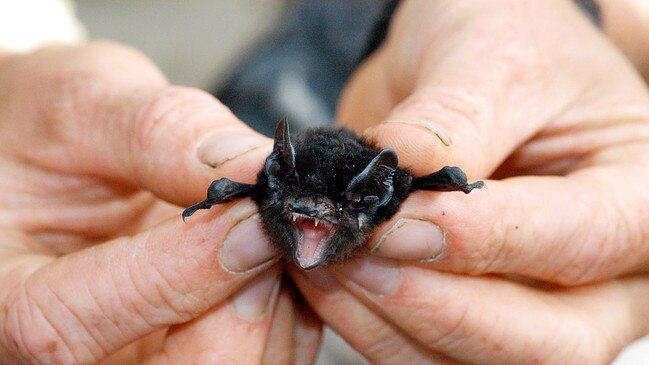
[290,0,649,364]
[1,0,649,364]
[0,44,320,364]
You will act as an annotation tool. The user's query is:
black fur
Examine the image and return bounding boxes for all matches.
[183,118,484,269]
[253,127,412,264]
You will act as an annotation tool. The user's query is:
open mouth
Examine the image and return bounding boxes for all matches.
[289,213,337,270]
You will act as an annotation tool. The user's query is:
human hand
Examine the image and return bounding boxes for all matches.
[0,43,320,364]
[293,0,649,363]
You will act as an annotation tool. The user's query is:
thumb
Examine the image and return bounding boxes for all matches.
[0,42,271,206]
[0,200,279,364]
[108,85,272,206]
[338,0,602,178]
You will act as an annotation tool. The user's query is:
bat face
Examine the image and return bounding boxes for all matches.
[256,189,365,270]
[252,120,410,270]
[182,118,484,270]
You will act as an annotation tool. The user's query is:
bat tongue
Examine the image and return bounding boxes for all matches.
[294,218,333,270]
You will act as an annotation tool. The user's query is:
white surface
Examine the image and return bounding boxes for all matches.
[613,335,649,364]
[0,0,85,51]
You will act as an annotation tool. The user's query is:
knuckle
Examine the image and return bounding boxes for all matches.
[475,16,546,79]
[126,241,209,325]
[403,296,472,349]
[8,42,168,157]
[394,86,490,131]
[133,86,230,153]
[2,285,81,364]
[551,192,638,286]
[136,86,228,142]
[551,219,609,285]
[391,87,491,173]
[128,86,235,182]
[432,207,501,275]
[355,325,409,361]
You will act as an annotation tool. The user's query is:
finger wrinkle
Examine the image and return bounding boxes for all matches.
[149,254,209,321]
[547,183,622,285]
[423,299,471,352]
[121,244,163,331]
[83,268,129,345]
[126,233,201,328]
[558,169,649,284]
[366,119,452,146]
[48,285,111,359]
[392,86,490,133]
[130,86,230,184]
[18,284,87,363]
[516,122,649,170]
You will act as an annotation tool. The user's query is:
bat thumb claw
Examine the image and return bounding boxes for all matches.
[462,181,485,194]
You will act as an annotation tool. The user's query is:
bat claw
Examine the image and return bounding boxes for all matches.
[461,180,485,194]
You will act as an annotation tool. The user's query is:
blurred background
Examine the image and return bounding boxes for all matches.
[77,0,394,137]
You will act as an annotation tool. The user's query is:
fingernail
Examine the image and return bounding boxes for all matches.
[231,271,280,322]
[220,214,277,273]
[337,256,402,296]
[371,218,445,262]
[198,131,270,168]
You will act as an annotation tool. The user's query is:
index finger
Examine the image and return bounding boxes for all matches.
[339,0,634,178]
[0,200,279,364]
[0,43,272,207]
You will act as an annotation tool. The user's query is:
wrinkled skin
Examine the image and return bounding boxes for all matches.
[290,0,649,364]
[0,43,321,364]
[1,0,649,364]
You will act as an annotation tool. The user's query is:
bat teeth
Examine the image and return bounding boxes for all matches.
[288,213,334,229]
[313,218,332,229]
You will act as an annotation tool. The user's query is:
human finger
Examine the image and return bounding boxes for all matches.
[289,267,452,365]
[290,291,322,365]
[339,0,649,178]
[0,42,271,207]
[144,268,281,365]
[0,200,279,364]
[261,281,322,365]
[324,256,649,364]
[369,153,649,285]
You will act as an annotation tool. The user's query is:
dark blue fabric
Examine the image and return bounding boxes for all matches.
[214,0,393,136]
[214,0,600,137]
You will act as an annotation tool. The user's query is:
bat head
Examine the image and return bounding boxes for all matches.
[255,118,400,270]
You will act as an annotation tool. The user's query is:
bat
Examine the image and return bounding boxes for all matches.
[183,118,484,270]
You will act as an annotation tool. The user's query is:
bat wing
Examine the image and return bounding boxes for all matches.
[412,166,484,194]
[182,178,255,221]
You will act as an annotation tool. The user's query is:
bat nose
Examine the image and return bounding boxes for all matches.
[288,202,318,217]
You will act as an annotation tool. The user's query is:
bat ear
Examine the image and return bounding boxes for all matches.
[345,148,398,208]
[265,117,297,185]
